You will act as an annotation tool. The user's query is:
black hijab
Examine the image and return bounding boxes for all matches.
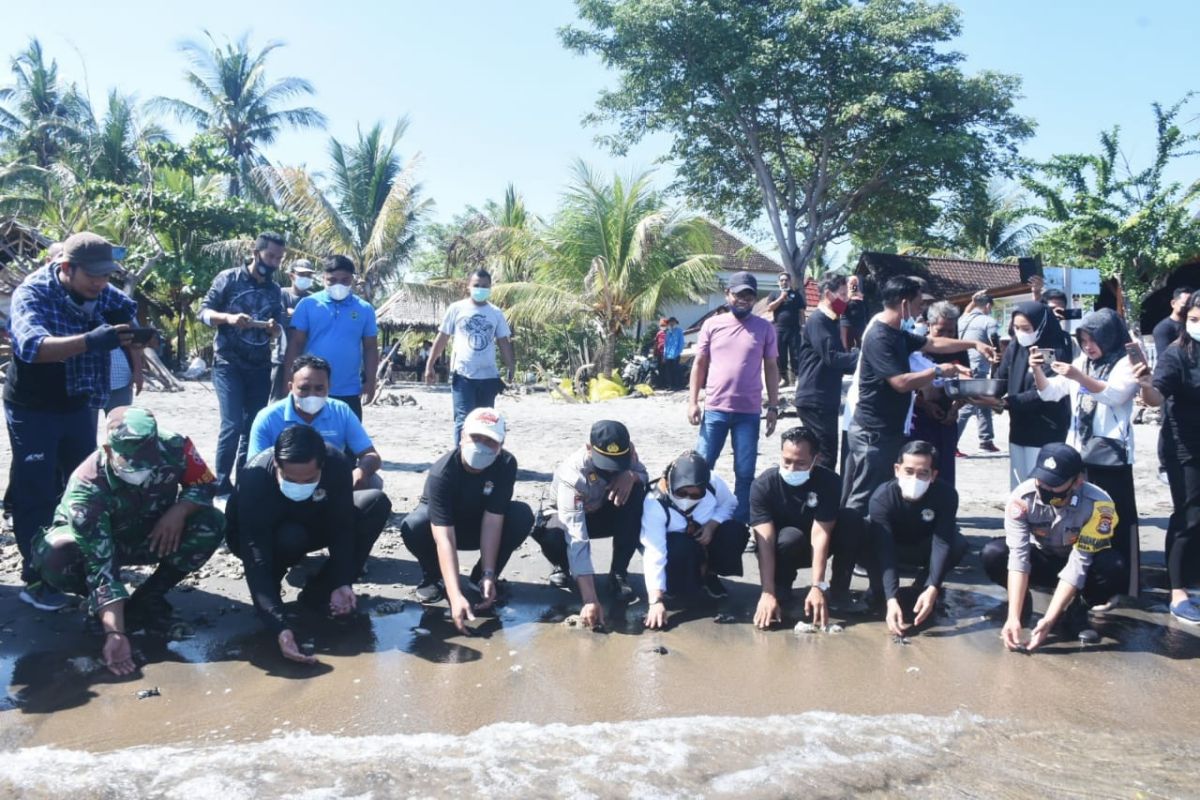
[1077,308,1130,372]
[1006,301,1072,396]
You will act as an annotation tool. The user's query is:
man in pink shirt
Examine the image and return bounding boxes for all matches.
[688,271,781,526]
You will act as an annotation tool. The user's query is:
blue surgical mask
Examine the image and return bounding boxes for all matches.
[780,467,810,487]
[901,317,917,333]
[279,477,319,502]
[471,287,492,303]
[1188,321,1200,342]
[912,322,929,337]
[293,276,313,292]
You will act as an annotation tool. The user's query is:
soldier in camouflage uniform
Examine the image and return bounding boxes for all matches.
[32,407,224,675]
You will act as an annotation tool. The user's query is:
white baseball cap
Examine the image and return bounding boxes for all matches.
[463,407,506,444]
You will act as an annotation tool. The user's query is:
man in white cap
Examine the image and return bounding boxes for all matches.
[399,407,533,633]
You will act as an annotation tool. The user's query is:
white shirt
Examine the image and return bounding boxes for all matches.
[439,299,512,379]
[1038,354,1137,464]
[639,474,737,595]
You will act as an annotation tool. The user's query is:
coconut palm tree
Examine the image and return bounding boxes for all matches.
[86,91,171,185]
[498,161,719,372]
[150,32,326,197]
[254,119,429,300]
[0,38,92,168]
[938,181,1046,261]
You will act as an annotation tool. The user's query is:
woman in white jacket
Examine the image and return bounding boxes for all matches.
[1032,308,1150,598]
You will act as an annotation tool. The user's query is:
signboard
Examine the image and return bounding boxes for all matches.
[1042,267,1101,296]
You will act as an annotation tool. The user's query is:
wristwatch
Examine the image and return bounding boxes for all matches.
[815,581,831,594]
[765,405,779,413]
[481,568,497,579]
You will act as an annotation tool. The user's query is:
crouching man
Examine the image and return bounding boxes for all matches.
[32,407,224,675]
[750,426,859,629]
[229,425,391,663]
[863,440,969,636]
[400,408,533,633]
[641,452,749,630]
[532,420,648,629]
[983,442,1126,651]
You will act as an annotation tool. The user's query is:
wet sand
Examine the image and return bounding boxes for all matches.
[0,383,1197,796]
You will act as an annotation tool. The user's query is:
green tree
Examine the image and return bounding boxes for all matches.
[151,32,326,197]
[1024,95,1200,310]
[499,162,718,372]
[562,0,1032,279]
[87,91,170,185]
[0,38,92,168]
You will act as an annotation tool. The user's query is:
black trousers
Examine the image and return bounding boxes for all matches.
[980,537,1127,607]
[400,500,533,582]
[331,394,364,421]
[1163,456,1200,589]
[795,404,839,471]
[532,483,645,577]
[772,508,861,593]
[665,519,750,595]
[273,489,391,591]
[776,326,800,382]
[860,528,969,598]
[1086,463,1139,595]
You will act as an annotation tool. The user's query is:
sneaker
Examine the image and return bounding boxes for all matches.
[548,566,572,589]
[702,574,728,599]
[610,572,635,603]
[978,441,1000,453]
[19,582,70,612]
[414,578,445,605]
[1169,598,1200,625]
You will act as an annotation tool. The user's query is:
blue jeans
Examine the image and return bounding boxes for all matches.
[213,362,271,495]
[4,402,98,583]
[451,373,501,446]
[694,410,761,523]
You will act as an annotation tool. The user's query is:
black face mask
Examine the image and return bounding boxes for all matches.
[255,258,277,278]
[1037,484,1073,507]
[594,468,619,481]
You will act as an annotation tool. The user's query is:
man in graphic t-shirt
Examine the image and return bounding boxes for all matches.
[425,269,516,445]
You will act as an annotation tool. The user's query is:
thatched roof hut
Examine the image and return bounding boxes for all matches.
[375,285,452,333]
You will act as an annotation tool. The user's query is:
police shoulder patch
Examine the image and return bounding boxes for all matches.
[1007,498,1028,520]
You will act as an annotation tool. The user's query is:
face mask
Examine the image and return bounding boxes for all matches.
[115,466,153,486]
[672,495,700,512]
[255,259,277,278]
[471,287,492,303]
[912,322,929,337]
[1187,321,1200,342]
[280,477,319,502]
[327,283,352,301]
[898,476,931,500]
[1037,484,1073,507]
[900,316,916,333]
[293,276,313,292]
[294,394,327,415]
[780,467,810,487]
[1015,330,1039,348]
[594,468,619,481]
[464,440,500,470]
[731,305,753,320]
[829,297,848,316]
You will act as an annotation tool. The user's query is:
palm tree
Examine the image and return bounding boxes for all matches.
[88,91,170,184]
[499,161,719,372]
[0,38,92,168]
[938,181,1046,261]
[255,119,429,300]
[151,32,326,197]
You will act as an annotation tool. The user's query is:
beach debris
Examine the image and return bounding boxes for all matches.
[136,687,161,699]
[825,623,844,633]
[510,664,523,673]
[794,621,846,635]
[411,627,431,636]
[372,600,405,616]
[1078,629,1100,645]
[906,667,920,675]
[562,614,582,627]
[712,613,735,624]
[892,635,911,646]
[642,645,669,655]
[167,622,194,641]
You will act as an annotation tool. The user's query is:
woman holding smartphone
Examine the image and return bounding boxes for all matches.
[1150,294,1200,623]
[1031,308,1154,598]
[990,301,1074,488]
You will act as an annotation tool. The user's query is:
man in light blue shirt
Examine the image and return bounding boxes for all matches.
[284,255,379,420]
[249,354,383,490]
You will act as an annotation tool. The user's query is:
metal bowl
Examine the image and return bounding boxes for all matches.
[943,378,1006,399]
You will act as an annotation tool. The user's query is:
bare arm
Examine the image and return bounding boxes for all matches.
[34,333,89,363]
[283,328,308,379]
[497,337,515,380]
[424,332,451,382]
[479,511,503,575]
[432,523,463,600]
[753,522,777,596]
[762,357,780,406]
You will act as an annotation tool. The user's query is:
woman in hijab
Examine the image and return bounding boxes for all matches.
[1032,307,1153,598]
[992,300,1075,489]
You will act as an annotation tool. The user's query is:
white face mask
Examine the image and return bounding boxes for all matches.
[1015,330,1039,348]
[1187,321,1200,342]
[279,477,319,502]
[294,394,327,415]
[115,466,153,486]
[672,494,700,512]
[327,283,352,301]
[464,440,500,470]
[293,276,313,292]
[780,467,810,487]
[898,475,931,501]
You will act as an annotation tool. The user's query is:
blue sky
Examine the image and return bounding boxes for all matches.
[1,1,1196,257]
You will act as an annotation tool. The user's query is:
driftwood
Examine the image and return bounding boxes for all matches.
[141,348,184,392]
[368,341,403,406]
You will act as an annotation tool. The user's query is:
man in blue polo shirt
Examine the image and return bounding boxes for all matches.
[284,255,379,420]
[248,354,383,490]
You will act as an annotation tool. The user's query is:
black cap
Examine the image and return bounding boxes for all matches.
[1030,443,1083,486]
[589,420,632,471]
[60,232,121,276]
[668,451,711,494]
[727,271,758,294]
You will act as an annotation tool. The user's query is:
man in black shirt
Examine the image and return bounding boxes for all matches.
[1154,286,1191,357]
[750,427,860,629]
[767,272,806,384]
[228,425,391,664]
[400,407,533,633]
[841,276,992,521]
[793,273,858,468]
[863,441,968,636]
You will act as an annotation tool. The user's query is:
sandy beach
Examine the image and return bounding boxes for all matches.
[0,381,1197,797]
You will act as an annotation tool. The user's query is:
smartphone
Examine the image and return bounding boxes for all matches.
[1124,342,1146,368]
[1035,347,1056,363]
[129,327,158,344]
[1062,307,1083,320]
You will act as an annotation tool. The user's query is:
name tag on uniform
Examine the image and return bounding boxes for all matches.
[483,481,494,496]
[921,508,935,522]
[806,492,819,508]
[312,488,326,503]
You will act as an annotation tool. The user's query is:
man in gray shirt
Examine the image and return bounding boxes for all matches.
[956,293,1000,453]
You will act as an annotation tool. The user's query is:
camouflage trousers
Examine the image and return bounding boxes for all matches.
[33,506,224,614]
